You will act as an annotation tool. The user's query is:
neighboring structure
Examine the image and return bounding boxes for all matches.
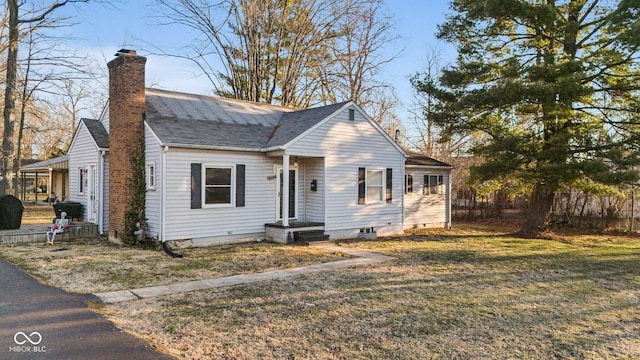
[68,49,452,246]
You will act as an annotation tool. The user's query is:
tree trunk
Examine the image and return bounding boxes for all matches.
[1,0,19,196]
[14,46,32,198]
[519,182,555,237]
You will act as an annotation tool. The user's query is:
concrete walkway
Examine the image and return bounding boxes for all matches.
[96,243,396,303]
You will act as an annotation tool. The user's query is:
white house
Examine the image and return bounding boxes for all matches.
[68,49,452,246]
[67,118,109,234]
[404,155,453,229]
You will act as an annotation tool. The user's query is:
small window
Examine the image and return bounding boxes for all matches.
[405,174,413,194]
[366,169,384,203]
[146,163,156,190]
[424,175,444,195]
[204,166,234,205]
[78,168,86,194]
[349,108,355,121]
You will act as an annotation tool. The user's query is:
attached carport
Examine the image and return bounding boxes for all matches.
[19,155,69,203]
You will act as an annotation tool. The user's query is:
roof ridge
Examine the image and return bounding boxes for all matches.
[145,87,298,112]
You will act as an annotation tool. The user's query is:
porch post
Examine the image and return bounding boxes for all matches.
[282,154,290,227]
[48,168,53,199]
[35,171,39,203]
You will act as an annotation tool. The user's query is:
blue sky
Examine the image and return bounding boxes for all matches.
[61,0,456,120]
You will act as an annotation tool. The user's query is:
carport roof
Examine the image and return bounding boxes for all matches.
[19,155,68,172]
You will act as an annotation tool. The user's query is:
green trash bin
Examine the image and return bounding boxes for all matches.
[53,202,83,221]
[0,195,24,230]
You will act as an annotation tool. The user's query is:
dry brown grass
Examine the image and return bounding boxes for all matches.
[2,222,639,359]
[96,223,640,359]
[0,240,351,293]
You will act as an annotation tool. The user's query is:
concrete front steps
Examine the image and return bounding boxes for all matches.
[294,230,330,245]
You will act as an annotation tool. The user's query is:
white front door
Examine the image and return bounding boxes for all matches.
[277,166,298,220]
[88,164,98,222]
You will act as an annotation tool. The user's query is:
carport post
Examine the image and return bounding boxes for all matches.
[35,171,38,203]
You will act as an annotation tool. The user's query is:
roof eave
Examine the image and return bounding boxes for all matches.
[406,164,454,170]
[163,143,266,153]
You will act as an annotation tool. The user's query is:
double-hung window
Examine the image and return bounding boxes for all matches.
[358,167,392,205]
[366,169,385,203]
[191,163,245,209]
[424,174,444,195]
[204,166,233,206]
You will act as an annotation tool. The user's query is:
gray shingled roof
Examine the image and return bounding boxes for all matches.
[82,119,109,149]
[144,88,347,151]
[146,116,273,149]
[265,102,349,148]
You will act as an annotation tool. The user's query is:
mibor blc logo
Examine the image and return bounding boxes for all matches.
[9,331,47,353]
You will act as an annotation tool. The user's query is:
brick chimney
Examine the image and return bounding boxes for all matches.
[107,49,147,241]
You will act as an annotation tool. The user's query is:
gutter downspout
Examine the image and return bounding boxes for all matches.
[160,145,181,258]
[98,150,106,235]
[161,146,168,243]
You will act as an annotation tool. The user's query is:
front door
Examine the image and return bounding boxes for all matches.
[277,167,298,220]
[88,164,98,222]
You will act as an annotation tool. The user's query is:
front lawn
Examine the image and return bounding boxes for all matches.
[103,225,639,359]
[1,223,638,359]
[0,240,351,293]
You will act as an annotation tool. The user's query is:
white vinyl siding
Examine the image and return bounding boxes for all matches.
[286,107,404,231]
[145,128,162,239]
[163,148,277,242]
[68,123,100,222]
[405,169,451,228]
[303,157,324,222]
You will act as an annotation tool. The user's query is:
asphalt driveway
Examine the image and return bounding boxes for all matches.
[0,257,175,360]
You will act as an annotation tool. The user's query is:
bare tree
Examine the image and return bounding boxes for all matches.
[152,0,400,112]
[326,0,400,122]
[407,49,442,157]
[152,0,348,107]
[1,0,94,195]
